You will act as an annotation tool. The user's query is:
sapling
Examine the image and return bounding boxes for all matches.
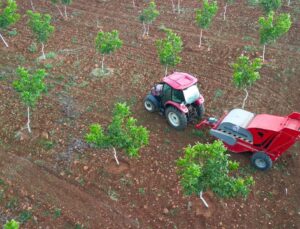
[195,0,218,48]
[27,10,55,60]
[0,0,20,47]
[232,55,262,109]
[156,29,183,76]
[259,0,281,14]
[13,67,47,133]
[176,141,254,204]
[223,0,235,20]
[139,1,159,37]
[95,30,123,72]
[85,103,149,164]
[61,0,72,19]
[259,11,291,61]
[4,219,20,229]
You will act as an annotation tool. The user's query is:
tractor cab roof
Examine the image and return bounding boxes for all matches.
[163,72,198,90]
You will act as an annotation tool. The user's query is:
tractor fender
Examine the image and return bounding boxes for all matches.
[210,129,237,146]
[165,101,188,113]
[194,95,205,105]
[145,94,160,108]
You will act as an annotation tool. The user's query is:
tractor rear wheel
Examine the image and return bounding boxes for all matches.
[144,98,157,113]
[251,152,272,171]
[165,106,187,130]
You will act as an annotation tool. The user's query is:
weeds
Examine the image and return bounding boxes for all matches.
[108,187,119,201]
[8,29,17,37]
[138,187,146,195]
[53,208,62,219]
[28,42,38,53]
[18,210,32,223]
[6,197,18,209]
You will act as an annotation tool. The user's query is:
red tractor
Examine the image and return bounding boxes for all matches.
[144,72,205,130]
[196,108,300,170]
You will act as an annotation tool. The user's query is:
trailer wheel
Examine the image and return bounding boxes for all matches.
[251,152,272,171]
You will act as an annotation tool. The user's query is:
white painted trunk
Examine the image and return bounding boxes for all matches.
[132,0,136,8]
[0,33,9,47]
[64,5,68,19]
[142,22,146,37]
[171,0,175,12]
[27,106,32,133]
[199,29,203,47]
[288,0,291,6]
[262,44,266,62]
[242,88,249,109]
[41,42,46,59]
[146,24,150,36]
[56,5,64,18]
[30,0,35,11]
[165,65,168,76]
[199,191,209,208]
[113,147,120,165]
[223,3,227,21]
[101,55,105,71]
[177,0,181,14]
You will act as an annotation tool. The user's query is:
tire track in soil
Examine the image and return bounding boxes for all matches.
[0,150,142,228]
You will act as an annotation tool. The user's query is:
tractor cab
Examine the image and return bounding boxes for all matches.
[144,72,205,130]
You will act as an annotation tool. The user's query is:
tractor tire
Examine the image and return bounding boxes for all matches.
[251,152,272,171]
[144,98,157,113]
[195,103,205,119]
[165,106,187,131]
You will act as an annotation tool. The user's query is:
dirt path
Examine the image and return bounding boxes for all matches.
[0,150,140,228]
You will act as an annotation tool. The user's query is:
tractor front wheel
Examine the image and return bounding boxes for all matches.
[251,152,272,171]
[165,106,187,131]
[144,98,157,113]
[195,103,205,119]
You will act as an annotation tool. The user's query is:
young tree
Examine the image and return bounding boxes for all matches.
[95,30,123,71]
[259,11,292,61]
[4,219,20,229]
[259,0,281,14]
[232,55,262,109]
[85,103,149,163]
[61,0,72,19]
[156,29,183,76]
[139,1,159,37]
[13,67,47,133]
[223,0,235,21]
[0,0,20,47]
[177,141,254,202]
[171,0,182,13]
[195,0,218,48]
[27,10,55,60]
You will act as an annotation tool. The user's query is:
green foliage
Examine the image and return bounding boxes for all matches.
[28,42,38,53]
[259,11,292,45]
[3,219,20,229]
[177,141,254,198]
[0,0,20,30]
[7,28,17,36]
[18,210,32,223]
[95,30,123,55]
[156,29,183,68]
[27,10,54,44]
[61,0,72,5]
[85,102,149,157]
[259,0,281,14]
[232,55,262,90]
[139,1,159,24]
[13,67,47,108]
[195,0,218,30]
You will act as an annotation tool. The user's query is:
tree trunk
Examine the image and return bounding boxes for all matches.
[242,88,249,109]
[30,0,35,11]
[56,5,64,18]
[142,22,146,37]
[27,106,32,133]
[199,191,209,208]
[262,44,266,62]
[171,0,175,12]
[177,0,181,14]
[101,55,105,71]
[0,32,9,48]
[64,5,68,19]
[288,0,291,6]
[41,42,46,59]
[223,3,227,21]
[146,24,150,36]
[132,0,136,8]
[165,65,168,76]
[113,147,120,165]
[199,29,203,48]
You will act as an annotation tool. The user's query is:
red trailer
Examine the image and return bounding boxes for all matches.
[196,108,300,170]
